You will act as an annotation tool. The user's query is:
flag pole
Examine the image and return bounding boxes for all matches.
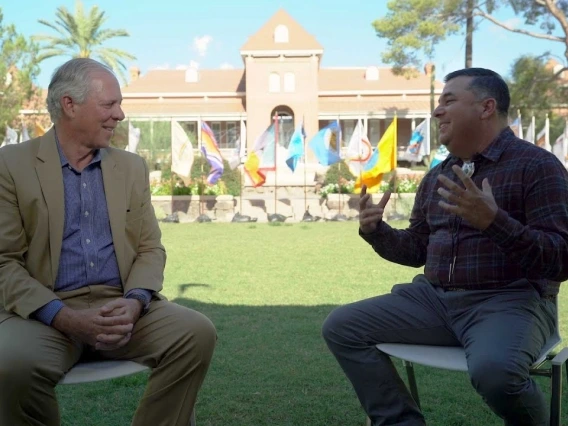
[274,113,278,216]
[303,115,307,214]
[337,117,342,216]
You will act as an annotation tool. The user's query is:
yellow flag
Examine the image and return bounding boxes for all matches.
[354,117,397,193]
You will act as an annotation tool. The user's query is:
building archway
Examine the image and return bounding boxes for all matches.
[270,105,295,147]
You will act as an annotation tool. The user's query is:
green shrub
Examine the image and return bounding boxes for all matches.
[323,160,355,186]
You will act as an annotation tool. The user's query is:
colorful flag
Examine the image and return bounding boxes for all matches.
[346,119,372,176]
[536,116,550,151]
[405,119,430,161]
[553,121,568,166]
[126,121,141,153]
[243,152,266,187]
[229,121,246,170]
[171,120,194,179]
[20,126,30,143]
[243,124,275,186]
[510,115,523,139]
[308,120,342,166]
[430,145,449,169]
[354,117,397,193]
[35,123,46,137]
[286,120,305,172]
[525,116,535,144]
[201,121,224,184]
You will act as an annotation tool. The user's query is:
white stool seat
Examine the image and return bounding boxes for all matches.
[377,332,562,372]
[58,360,149,385]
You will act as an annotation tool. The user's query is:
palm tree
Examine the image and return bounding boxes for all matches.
[33,0,135,83]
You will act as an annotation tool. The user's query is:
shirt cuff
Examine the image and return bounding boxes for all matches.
[481,208,522,249]
[32,299,65,326]
[124,289,153,306]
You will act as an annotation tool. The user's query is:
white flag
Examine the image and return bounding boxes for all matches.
[171,121,194,178]
[126,121,141,153]
[229,121,247,170]
[346,119,372,176]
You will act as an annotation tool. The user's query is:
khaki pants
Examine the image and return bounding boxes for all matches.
[0,285,217,426]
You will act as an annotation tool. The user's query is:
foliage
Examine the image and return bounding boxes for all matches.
[220,159,242,196]
[507,54,568,138]
[32,0,135,83]
[0,9,40,136]
[319,181,355,198]
[323,160,355,186]
[372,0,464,76]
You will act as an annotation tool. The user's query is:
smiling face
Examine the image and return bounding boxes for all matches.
[68,70,125,150]
[433,76,487,158]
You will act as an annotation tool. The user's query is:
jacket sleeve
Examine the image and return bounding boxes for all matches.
[0,151,60,318]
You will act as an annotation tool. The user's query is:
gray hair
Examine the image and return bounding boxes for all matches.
[46,58,115,122]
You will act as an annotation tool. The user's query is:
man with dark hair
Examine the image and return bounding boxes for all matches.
[323,68,568,425]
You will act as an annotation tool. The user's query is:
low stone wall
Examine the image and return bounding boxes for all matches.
[151,192,416,223]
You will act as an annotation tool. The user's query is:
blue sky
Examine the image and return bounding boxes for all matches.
[3,0,566,88]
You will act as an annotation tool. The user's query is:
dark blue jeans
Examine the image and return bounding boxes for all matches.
[322,275,556,426]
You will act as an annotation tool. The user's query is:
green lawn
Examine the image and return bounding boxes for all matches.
[56,222,568,426]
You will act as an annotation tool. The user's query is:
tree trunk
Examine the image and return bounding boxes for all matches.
[465,0,474,68]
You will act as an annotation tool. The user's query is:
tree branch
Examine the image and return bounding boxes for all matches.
[473,8,564,42]
[543,0,568,41]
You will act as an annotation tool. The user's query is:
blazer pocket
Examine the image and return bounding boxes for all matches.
[126,205,146,222]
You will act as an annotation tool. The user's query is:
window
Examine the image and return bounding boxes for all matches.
[274,25,289,43]
[284,73,295,92]
[225,122,239,149]
[269,73,281,93]
[185,68,198,83]
[365,66,379,81]
[368,119,381,147]
[211,122,222,146]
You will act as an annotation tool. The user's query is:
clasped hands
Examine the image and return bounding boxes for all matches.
[358,164,498,233]
[53,297,143,351]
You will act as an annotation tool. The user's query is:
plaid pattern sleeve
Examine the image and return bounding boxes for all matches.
[360,127,568,296]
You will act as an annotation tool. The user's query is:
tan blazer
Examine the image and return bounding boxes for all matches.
[0,128,166,321]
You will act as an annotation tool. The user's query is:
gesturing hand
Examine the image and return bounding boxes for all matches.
[92,298,143,351]
[359,184,391,234]
[437,164,498,230]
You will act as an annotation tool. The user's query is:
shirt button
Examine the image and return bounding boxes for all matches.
[86,239,91,244]
[90,262,94,268]
[83,183,87,188]
[84,211,89,217]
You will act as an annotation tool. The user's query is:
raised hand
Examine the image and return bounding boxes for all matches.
[359,184,391,234]
[437,164,498,230]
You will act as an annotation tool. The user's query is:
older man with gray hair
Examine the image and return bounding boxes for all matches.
[0,58,216,426]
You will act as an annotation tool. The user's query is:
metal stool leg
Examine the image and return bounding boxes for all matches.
[550,348,568,426]
[190,409,196,426]
[404,360,421,409]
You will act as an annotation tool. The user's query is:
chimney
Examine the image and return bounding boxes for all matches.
[424,62,435,77]
[129,66,141,82]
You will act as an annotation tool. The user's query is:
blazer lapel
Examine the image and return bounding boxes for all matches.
[35,128,64,286]
[101,150,127,284]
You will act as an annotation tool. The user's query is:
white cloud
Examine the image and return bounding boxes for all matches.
[150,63,170,70]
[189,60,200,69]
[175,64,188,70]
[220,62,234,70]
[193,35,212,57]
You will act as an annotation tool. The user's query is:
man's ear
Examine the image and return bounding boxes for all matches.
[480,98,497,120]
[60,95,76,118]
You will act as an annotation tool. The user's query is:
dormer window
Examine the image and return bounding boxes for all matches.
[274,25,289,43]
[185,68,198,83]
[365,66,379,81]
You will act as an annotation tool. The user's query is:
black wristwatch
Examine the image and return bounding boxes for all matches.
[127,294,150,317]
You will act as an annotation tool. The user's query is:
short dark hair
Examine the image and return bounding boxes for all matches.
[444,68,510,117]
